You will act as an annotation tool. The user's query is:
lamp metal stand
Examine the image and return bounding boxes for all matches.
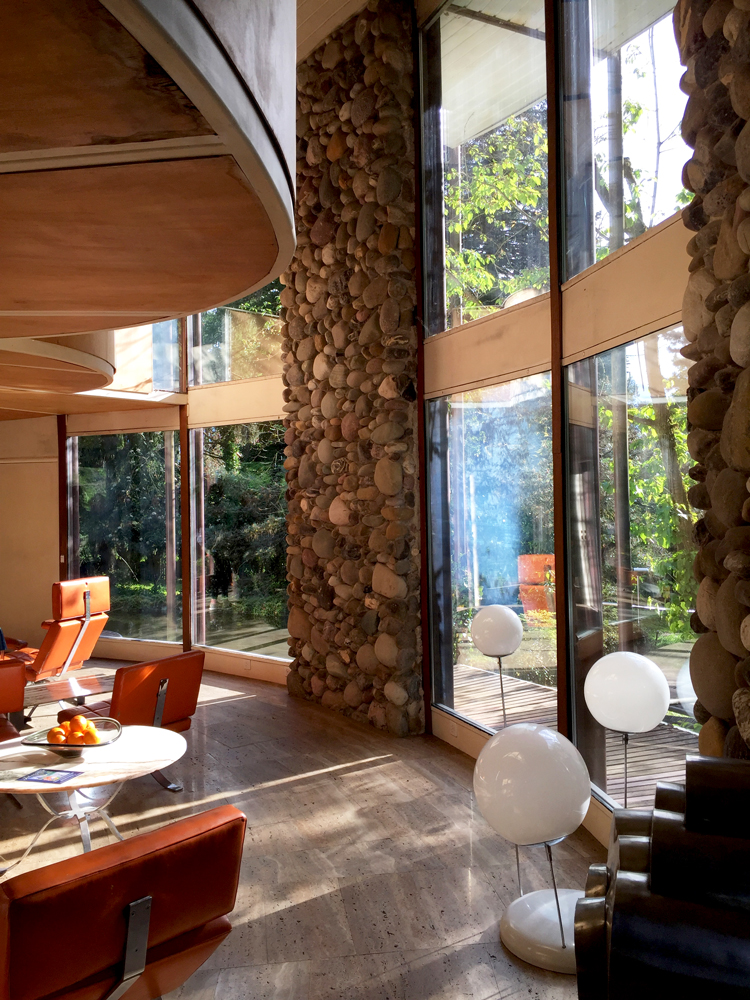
[497,657,507,727]
[545,842,566,949]
[516,843,523,896]
[622,732,629,808]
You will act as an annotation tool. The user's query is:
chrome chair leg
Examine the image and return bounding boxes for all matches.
[151,770,182,793]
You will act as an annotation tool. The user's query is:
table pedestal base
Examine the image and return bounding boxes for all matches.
[0,787,124,876]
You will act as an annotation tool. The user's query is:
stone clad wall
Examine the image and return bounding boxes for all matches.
[281,0,424,736]
[676,0,750,757]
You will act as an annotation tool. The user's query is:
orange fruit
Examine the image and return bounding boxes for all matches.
[67,731,86,745]
[69,715,89,734]
[47,728,65,744]
[60,721,71,734]
[83,729,100,745]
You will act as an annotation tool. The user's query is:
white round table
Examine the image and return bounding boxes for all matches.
[0,726,186,869]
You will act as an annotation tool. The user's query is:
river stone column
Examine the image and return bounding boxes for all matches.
[675,0,750,758]
[281,0,423,736]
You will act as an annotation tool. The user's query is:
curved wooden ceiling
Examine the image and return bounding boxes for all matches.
[0,0,293,413]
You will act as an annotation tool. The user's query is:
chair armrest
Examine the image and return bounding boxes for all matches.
[4,637,27,650]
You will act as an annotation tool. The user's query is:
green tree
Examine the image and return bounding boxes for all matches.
[444,102,549,320]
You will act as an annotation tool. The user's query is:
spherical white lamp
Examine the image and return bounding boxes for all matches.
[471,605,523,726]
[584,651,670,806]
[473,724,591,974]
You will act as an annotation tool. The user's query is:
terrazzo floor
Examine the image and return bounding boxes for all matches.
[0,665,603,999]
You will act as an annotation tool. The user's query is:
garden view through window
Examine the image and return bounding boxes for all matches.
[567,325,698,806]
[190,281,284,386]
[190,420,289,656]
[562,2,690,277]
[423,0,549,334]
[69,431,181,641]
[428,373,556,731]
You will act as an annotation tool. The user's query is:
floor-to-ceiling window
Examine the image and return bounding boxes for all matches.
[190,420,289,657]
[421,0,696,804]
[428,374,556,730]
[567,325,698,805]
[69,430,181,641]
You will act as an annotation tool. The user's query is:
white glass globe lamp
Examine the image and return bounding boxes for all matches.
[584,650,670,807]
[470,605,523,726]
[473,723,591,974]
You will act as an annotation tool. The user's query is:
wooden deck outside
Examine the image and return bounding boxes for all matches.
[452,663,698,810]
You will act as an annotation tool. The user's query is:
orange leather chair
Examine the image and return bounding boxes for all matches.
[0,663,26,743]
[0,804,246,1000]
[11,577,110,684]
[59,651,205,792]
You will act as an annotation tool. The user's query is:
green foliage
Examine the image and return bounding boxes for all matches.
[78,432,179,590]
[596,352,695,649]
[202,422,288,626]
[443,102,549,319]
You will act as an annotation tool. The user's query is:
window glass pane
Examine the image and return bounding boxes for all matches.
[562,0,690,278]
[567,325,698,805]
[110,320,180,394]
[427,374,556,731]
[422,3,549,335]
[189,281,283,386]
[69,431,181,641]
[190,420,290,658]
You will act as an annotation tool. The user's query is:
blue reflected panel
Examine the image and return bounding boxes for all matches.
[427,373,556,732]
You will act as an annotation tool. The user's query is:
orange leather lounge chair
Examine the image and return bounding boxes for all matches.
[11,577,110,684]
[0,804,246,1000]
[59,650,205,793]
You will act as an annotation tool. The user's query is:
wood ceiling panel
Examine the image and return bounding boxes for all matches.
[0,0,213,153]
[0,156,278,339]
[0,388,176,418]
[0,365,109,393]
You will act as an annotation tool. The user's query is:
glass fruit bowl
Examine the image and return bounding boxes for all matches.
[22,718,122,758]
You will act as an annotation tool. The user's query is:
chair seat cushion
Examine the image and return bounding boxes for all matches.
[0,715,20,742]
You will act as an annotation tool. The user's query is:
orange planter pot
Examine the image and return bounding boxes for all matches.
[517,554,555,585]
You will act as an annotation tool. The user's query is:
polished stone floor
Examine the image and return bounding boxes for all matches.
[1,668,603,999]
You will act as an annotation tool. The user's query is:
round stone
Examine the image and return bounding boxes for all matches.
[698,716,730,757]
[312,529,336,559]
[328,496,352,526]
[690,631,739,721]
[374,457,402,495]
[384,679,409,706]
[372,563,408,599]
[374,632,399,668]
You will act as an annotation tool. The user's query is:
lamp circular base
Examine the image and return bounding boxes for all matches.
[500,888,583,974]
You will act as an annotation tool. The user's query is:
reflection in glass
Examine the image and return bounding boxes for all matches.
[68,432,181,641]
[427,374,556,731]
[190,421,289,657]
[562,1,690,278]
[422,2,549,334]
[110,320,180,394]
[567,325,698,805]
[189,281,284,386]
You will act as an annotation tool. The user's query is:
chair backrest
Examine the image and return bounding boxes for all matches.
[51,577,110,620]
[109,651,205,730]
[25,614,109,682]
[0,805,246,1000]
[0,662,26,714]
